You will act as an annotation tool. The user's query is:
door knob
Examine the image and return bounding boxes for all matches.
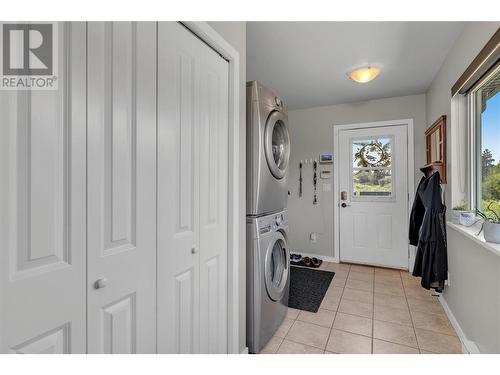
[341,203,351,208]
[94,278,108,289]
[191,247,198,254]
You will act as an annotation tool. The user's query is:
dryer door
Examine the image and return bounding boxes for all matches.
[264,231,290,301]
[264,111,290,179]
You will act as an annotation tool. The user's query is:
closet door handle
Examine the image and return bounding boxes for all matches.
[191,247,198,254]
[94,278,108,289]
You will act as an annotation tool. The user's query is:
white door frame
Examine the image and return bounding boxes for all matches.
[333,119,415,269]
[181,22,241,354]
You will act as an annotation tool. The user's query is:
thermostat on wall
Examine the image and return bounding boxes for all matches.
[319,153,333,164]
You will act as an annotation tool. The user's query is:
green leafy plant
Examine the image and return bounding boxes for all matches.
[452,202,468,211]
[476,202,500,223]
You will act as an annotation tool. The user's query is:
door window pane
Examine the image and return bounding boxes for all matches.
[353,170,392,197]
[351,137,393,198]
[352,138,391,168]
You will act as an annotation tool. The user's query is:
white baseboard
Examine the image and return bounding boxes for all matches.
[291,251,338,264]
[438,294,480,354]
[239,347,249,354]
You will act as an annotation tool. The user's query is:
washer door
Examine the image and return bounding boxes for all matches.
[264,111,290,179]
[264,231,290,301]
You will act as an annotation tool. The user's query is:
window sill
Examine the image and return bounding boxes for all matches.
[446,221,500,257]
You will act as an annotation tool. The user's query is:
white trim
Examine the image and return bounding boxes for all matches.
[291,251,337,264]
[182,22,241,354]
[438,294,480,354]
[333,119,415,269]
[240,347,249,354]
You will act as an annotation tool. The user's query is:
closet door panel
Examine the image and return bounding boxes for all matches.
[87,21,156,354]
[0,22,87,353]
[198,46,229,354]
[157,22,201,354]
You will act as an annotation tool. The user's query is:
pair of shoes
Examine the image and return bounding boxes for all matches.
[290,253,302,263]
[303,257,322,268]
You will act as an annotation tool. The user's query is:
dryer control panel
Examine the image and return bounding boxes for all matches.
[254,211,288,238]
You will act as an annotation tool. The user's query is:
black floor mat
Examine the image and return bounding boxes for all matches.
[288,266,335,313]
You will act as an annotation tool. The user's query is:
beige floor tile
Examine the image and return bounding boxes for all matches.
[331,270,349,281]
[320,294,341,311]
[373,320,418,348]
[372,339,419,354]
[404,286,438,302]
[297,308,336,328]
[260,336,283,354]
[285,320,330,349]
[326,329,372,354]
[415,328,463,354]
[375,274,403,286]
[374,305,412,326]
[330,277,347,287]
[326,285,344,299]
[374,293,408,309]
[324,351,338,354]
[348,271,374,283]
[327,263,351,272]
[286,307,300,320]
[374,282,405,296]
[419,349,438,354]
[350,264,375,273]
[407,297,446,316]
[342,288,373,304]
[375,267,402,277]
[333,312,373,337]
[345,278,374,292]
[411,310,457,336]
[274,318,295,338]
[338,298,373,318]
[277,339,324,354]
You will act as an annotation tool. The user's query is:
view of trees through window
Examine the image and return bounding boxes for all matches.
[352,138,392,196]
[479,81,500,219]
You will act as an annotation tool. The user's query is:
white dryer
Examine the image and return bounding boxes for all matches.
[247,210,290,353]
[246,81,290,216]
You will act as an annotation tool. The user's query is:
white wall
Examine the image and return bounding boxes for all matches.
[208,22,247,353]
[287,94,426,259]
[426,22,500,353]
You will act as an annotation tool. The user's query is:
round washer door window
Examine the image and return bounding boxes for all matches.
[264,231,290,301]
[265,111,290,179]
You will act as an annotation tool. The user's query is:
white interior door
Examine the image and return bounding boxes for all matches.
[0,23,87,353]
[86,22,157,353]
[157,22,229,354]
[338,124,409,269]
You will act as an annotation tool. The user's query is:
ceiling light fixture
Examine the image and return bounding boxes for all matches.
[348,66,380,83]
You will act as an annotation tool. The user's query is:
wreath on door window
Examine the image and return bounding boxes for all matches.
[357,142,390,167]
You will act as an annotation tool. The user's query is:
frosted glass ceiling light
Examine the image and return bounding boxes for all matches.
[348,66,380,83]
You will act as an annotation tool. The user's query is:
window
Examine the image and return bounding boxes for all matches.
[351,137,393,198]
[470,62,500,219]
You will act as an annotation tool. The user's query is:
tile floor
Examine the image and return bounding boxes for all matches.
[260,262,463,354]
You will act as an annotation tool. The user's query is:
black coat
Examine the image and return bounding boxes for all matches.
[409,172,448,290]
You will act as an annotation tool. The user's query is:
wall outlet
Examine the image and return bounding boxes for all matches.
[309,232,317,243]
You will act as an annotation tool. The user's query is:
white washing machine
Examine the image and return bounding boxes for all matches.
[246,81,290,216]
[247,210,290,353]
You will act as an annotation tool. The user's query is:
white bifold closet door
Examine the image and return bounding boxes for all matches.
[157,22,229,354]
[86,22,157,354]
[0,23,87,353]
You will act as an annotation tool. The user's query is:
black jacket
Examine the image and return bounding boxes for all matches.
[409,172,448,290]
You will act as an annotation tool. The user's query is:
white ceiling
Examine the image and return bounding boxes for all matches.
[247,22,465,110]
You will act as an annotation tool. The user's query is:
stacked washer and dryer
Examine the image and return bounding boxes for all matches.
[246,81,291,354]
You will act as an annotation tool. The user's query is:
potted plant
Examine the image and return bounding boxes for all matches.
[477,203,500,244]
[451,201,469,224]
